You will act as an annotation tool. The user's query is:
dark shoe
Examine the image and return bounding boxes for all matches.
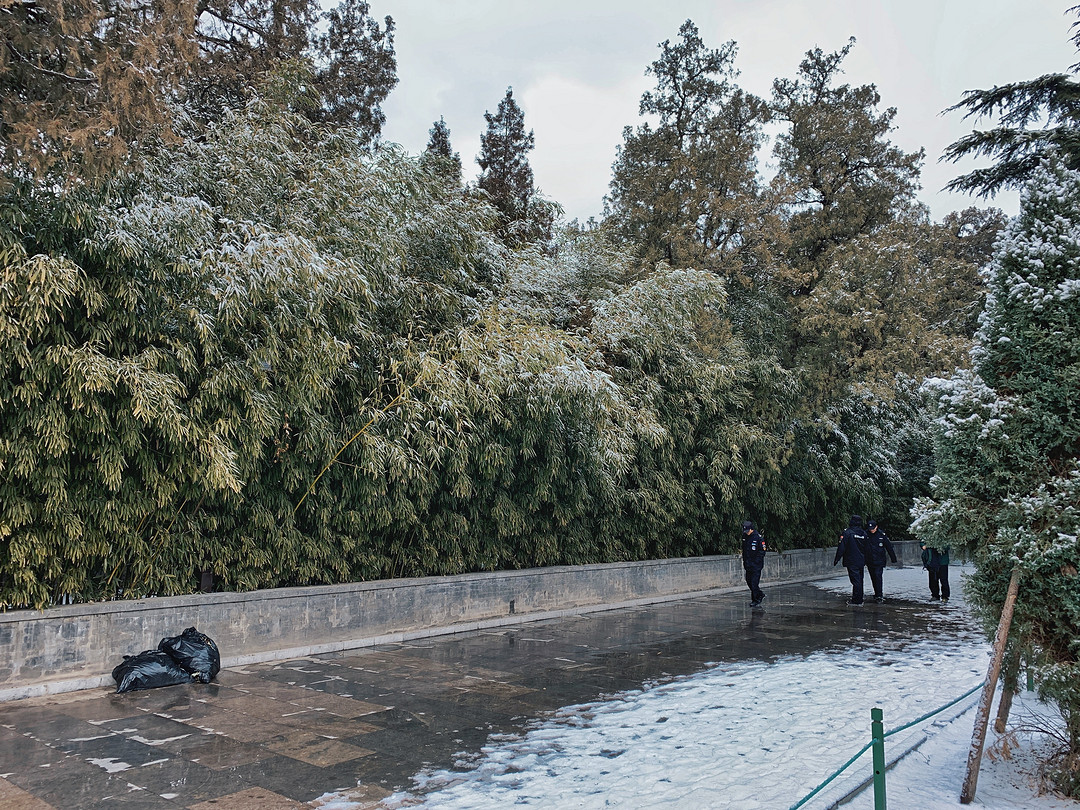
[847,600,864,606]
[750,600,760,607]
[875,596,885,603]
[942,597,949,604]
[930,595,940,601]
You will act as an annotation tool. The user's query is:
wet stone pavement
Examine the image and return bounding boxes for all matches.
[0,576,971,809]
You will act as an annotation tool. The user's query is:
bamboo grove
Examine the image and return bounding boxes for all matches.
[1,21,1000,610]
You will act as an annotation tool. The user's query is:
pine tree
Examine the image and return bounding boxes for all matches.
[0,0,196,183]
[189,0,397,140]
[942,7,1080,197]
[478,87,534,217]
[606,20,770,276]
[771,39,923,294]
[477,87,551,245]
[422,117,462,184]
[913,157,1080,795]
[311,0,398,136]
[0,0,398,185]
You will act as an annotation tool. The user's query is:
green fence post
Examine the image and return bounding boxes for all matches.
[872,707,887,810]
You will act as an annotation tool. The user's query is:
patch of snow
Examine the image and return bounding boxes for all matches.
[86,757,132,774]
[128,734,190,746]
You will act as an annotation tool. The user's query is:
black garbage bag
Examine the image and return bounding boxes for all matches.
[158,626,220,684]
[112,650,194,693]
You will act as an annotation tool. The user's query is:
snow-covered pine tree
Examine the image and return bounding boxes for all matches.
[912,155,1080,795]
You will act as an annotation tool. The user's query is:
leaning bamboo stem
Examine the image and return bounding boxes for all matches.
[293,390,407,515]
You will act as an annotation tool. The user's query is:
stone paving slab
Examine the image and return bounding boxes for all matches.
[0,576,961,809]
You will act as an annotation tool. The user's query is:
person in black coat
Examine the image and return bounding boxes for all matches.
[921,543,952,602]
[834,514,868,605]
[864,520,898,603]
[741,520,767,607]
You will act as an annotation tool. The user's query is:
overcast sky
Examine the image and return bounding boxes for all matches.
[376,1,1077,224]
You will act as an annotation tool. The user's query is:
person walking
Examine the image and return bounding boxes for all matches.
[921,542,952,602]
[864,520,898,603]
[834,515,869,605]
[741,520,767,608]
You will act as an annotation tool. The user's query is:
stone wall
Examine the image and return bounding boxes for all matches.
[0,541,919,701]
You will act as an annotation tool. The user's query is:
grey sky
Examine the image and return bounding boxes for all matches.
[377,1,1077,223]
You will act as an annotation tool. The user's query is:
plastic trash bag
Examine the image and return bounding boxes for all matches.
[112,650,194,693]
[158,626,220,684]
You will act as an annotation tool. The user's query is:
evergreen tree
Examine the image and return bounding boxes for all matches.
[0,0,196,183]
[771,39,923,295]
[190,0,397,140]
[0,0,397,185]
[602,24,983,548]
[311,0,398,136]
[478,87,534,217]
[761,40,935,545]
[942,7,1080,197]
[477,87,552,245]
[606,20,771,276]
[913,157,1080,796]
[422,117,463,184]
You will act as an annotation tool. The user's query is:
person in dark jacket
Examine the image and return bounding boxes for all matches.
[834,515,868,605]
[921,543,952,602]
[864,520,898,603]
[741,520,767,607]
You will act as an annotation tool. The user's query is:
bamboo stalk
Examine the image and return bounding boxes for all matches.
[293,390,405,515]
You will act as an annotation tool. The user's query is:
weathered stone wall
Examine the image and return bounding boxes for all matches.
[0,542,919,700]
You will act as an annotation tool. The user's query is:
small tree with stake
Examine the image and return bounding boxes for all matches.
[912,155,1080,797]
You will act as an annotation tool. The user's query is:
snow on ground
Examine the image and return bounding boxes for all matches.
[316,565,1076,809]
[843,689,1077,810]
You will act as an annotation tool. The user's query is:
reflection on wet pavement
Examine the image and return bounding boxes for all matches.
[0,579,977,808]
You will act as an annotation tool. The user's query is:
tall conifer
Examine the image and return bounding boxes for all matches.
[477,87,551,245]
[422,117,462,184]
[913,157,1080,795]
[943,7,1080,197]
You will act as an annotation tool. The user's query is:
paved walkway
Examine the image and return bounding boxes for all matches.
[0,574,966,809]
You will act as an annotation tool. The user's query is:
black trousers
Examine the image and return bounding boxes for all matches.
[847,566,865,604]
[745,568,764,602]
[867,565,885,599]
[928,565,951,599]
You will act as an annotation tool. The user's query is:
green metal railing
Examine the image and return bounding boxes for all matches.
[789,682,985,810]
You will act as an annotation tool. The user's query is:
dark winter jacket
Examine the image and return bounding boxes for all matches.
[921,545,950,568]
[834,525,868,568]
[865,528,898,567]
[742,530,767,572]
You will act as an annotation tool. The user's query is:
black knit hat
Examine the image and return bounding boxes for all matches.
[850,514,863,527]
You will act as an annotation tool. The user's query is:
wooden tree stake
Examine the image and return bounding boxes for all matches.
[960,567,1021,804]
[994,639,1023,734]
